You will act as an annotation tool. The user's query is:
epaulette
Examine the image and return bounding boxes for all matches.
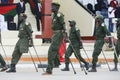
[101,23,105,27]
[25,22,30,25]
[76,27,79,31]
[57,12,64,17]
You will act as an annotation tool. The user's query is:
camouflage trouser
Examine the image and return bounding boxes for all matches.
[0,54,6,66]
[114,39,120,63]
[11,38,29,65]
[46,31,63,73]
[92,39,104,65]
[65,44,86,64]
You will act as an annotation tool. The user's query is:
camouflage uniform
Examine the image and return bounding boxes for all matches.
[43,2,64,75]
[89,15,111,72]
[6,14,33,72]
[61,20,89,71]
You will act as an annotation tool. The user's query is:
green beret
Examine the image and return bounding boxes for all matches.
[95,15,103,20]
[52,2,60,7]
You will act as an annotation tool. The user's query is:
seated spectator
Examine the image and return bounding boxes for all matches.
[87,3,95,14]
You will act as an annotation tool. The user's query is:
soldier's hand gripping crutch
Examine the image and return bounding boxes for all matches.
[29,37,45,72]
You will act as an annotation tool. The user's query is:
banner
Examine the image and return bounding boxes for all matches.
[0,4,17,20]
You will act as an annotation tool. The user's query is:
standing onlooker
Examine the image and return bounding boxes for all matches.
[42,2,64,75]
[108,3,116,32]
[101,0,108,18]
[16,0,26,30]
[110,0,119,9]
[88,15,111,72]
[6,14,33,73]
[94,0,103,14]
[34,0,42,31]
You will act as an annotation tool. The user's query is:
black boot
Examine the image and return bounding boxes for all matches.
[85,62,89,70]
[0,65,8,72]
[61,63,69,71]
[6,64,16,73]
[111,63,118,71]
[88,64,97,72]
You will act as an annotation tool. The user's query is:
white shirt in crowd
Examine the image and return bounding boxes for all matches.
[108,6,115,18]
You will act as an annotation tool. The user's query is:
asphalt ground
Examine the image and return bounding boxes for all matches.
[0,63,120,80]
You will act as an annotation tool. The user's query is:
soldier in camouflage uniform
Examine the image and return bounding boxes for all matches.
[6,13,33,73]
[61,20,89,71]
[88,15,111,72]
[111,18,120,71]
[42,2,64,75]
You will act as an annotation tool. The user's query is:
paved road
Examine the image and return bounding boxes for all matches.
[0,63,120,80]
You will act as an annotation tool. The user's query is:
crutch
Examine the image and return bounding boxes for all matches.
[82,47,91,63]
[69,40,87,75]
[32,45,45,72]
[111,37,119,63]
[62,38,77,74]
[101,50,111,71]
[0,29,9,64]
[28,49,38,72]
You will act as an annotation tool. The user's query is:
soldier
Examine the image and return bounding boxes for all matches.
[111,18,120,71]
[61,20,89,71]
[0,54,8,72]
[42,2,64,75]
[6,13,33,73]
[88,15,112,72]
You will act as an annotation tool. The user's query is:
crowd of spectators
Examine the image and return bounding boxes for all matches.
[87,0,120,32]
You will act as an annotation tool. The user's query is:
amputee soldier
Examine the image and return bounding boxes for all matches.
[6,13,33,72]
[88,15,111,72]
[61,20,89,71]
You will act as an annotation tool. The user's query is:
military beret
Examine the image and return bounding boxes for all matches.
[52,2,60,7]
[68,20,76,25]
[95,15,104,20]
[20,13,27,19]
